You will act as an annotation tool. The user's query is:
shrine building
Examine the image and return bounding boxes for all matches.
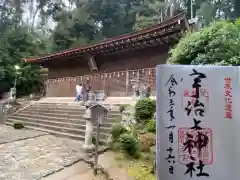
[24,13,189,98]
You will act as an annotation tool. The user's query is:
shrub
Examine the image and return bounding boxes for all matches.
[146,119,156,133]
[135,98,156,121]
[13,122,24,129]
[139,133,156,152]
[119,133,139,157]
[151,99,156,109]
[168,20,240,66]
[111,123,127,141]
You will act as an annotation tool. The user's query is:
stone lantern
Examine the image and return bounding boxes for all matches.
[9,87,16,100]
[82,91,96,151]
[82,99,108,152]
[0,103,4,123]
[83,104,94,151]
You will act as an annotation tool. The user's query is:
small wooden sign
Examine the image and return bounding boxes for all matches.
[89,104,108,125]
[89,103,109,175]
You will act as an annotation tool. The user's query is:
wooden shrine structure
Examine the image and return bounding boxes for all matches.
[24,13,189,97]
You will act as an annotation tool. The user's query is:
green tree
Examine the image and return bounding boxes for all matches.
[134,0,165,30]
[168,20,240,65]
[90,0,145,37]
[0,24,45,96]
[50,5,101,51]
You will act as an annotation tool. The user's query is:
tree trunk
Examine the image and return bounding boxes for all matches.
[235,0,240,18]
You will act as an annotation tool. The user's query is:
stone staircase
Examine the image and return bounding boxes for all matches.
[5,102,122,143]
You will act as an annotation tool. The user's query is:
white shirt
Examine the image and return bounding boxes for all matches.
[76,85,82,95]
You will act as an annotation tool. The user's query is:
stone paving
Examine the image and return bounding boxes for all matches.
[0,126,47,144]
[0,125,85,180]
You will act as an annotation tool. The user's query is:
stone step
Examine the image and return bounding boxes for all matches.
[5,101,121,144]
[5,121,86,142]
[31,104,85,109]
[33,102,118,111]
[6,119,109,140]
[10,114,114,128]
[27,107,86,113]
[22,108,121,118]
[28,103,119,111]
[17,110,119,119]
[30,103,119,112]
[7,116,112,133]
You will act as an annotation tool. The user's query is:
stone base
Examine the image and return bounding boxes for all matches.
[82,144,95,152]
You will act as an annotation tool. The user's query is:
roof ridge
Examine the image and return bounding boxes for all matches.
[24,12,187,63]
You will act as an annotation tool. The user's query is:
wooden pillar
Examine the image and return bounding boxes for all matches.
[125,69,129,96]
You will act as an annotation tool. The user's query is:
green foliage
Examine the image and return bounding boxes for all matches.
[0,26,44,97]
[13,122,24,129]
[127,159,156,180]
[146,119,156,134]
[168,20,240,65]
[135,98,156,121]
[119,133,139,157]
[111,123,128,141]
[139,133,156,152]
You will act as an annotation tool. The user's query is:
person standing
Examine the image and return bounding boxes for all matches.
[85,80,91,94]
[75,84,82,102]
[82,79,91,102]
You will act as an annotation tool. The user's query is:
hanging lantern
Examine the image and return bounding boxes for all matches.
[113,72,116,76]
[148,69,151,75]
[133,71,135,75]
[121,72,124,75]
[109,74,112,78]
[117,72,120,77]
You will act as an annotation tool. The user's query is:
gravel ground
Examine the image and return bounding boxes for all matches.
[0,125,85,180]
